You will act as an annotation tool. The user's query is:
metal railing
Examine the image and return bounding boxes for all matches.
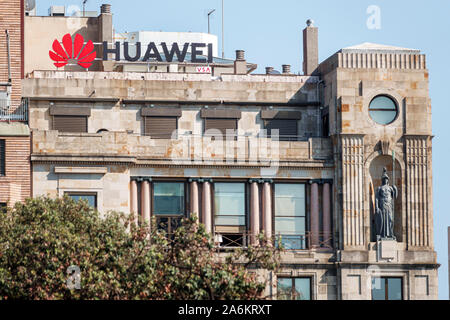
[214,231,334,251]
[0,98,28,122]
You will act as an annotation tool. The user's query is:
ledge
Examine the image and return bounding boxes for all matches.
[54,166,108,174]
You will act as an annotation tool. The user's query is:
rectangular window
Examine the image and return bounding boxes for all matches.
[274,183,306,249]
[144,116,178,139]
[204,119,237,140]
[277,277,311,300]
[65,192,97,208]
[214,182,246,247]
[0,203,7,214]
[152,182,186,235]
[265,119,298,141]
[0,139,5,176]
[372,277,403,300]
[53,115,87,133]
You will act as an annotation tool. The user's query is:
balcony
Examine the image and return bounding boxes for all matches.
[0,98,28,122]
[31,130,333,165]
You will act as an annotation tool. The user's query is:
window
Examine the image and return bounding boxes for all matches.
[53,115,88,133]
[65,192,97,208]
[204,119,237,140]
[265,119,298,141]
[152,182,186,235]
[372,277,403,300]
[0,203,7,214]
[141,107,181,139]
[50,106,91,133]
[369,95,398,125]
[201,109,241,141]
[214,182,246,247]
[144,117,178,139]
[277,277,311,300]
[0,139,5,176]
[274,183,306,249]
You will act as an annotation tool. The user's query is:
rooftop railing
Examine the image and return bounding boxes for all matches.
[0,98,28,122]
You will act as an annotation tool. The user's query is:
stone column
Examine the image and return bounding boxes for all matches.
[141,180,151,229]
[130,179,138,226]
[202,181,212,233]
[190,181,199,219]
[310,182,320,248]
[322,182,332,248]
[263,182,272,239]
[250,182,260,245]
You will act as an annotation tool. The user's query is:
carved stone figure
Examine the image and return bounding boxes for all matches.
[374,167,397,239]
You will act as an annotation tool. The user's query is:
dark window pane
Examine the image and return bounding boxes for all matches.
[266,119,298,141]
[294,278,311,300]
[368,96,398,125]
[0,140,5,176]
[67,193,97,208]
[153,182,185,215]
[387,278,402,300]
[276,234,306,250]
[277,278,311,300]
[372,277,386,300]
[214,183,245,226]
[275,184,306,250]
[277,278,293,300]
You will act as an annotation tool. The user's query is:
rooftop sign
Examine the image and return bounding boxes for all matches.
[49,33,214,69]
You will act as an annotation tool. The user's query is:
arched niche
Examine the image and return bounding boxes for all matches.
[369,155,403,242]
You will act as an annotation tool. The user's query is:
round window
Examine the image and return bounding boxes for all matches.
[369,95,398,125]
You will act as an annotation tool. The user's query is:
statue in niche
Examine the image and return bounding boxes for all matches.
[374,167,397,240]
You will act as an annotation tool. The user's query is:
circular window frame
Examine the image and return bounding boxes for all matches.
[368,94,399,126]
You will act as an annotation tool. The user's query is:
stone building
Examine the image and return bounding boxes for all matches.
[19,4,439,299]
[0,0,30,207]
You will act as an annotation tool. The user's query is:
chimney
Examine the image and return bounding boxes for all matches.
[99,4,113,71]
[234,50,247,75]
[101,4,111,14]
[302,19,318,75]
[265,66,274,75]
[282,64,291,74]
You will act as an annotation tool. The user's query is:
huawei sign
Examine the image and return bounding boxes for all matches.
[49,33,96,69]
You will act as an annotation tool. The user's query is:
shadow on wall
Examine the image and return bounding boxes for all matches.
[63,23,102,72]
[369,155,403,242]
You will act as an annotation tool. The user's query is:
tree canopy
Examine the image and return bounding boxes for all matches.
[0,196,281,299]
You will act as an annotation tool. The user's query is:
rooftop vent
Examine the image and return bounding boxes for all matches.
[235,50,245,61]
[282,64,291,74]
[265,66,274,74]
[48,5,65,16]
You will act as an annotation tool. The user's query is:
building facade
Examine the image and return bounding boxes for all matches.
[17,3,440,299]
[0,0,30,208]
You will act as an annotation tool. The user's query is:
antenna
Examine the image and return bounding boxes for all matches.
[207,9,215,34]
[82,0,88,17]
[221,0,224,58]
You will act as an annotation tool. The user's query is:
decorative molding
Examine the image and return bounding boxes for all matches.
[248,178,273,184]
[131,176,152,182]
[380,140,390,155]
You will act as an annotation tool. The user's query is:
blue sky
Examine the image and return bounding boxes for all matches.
[35,0,450,299]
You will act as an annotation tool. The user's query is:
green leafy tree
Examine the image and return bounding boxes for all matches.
[0,196,281,300]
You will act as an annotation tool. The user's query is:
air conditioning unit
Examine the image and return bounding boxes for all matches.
[24,0,36,16]
[48,5,65,17]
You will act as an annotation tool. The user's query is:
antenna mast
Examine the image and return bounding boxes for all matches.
[82,0,88,17]
[221,0,224,58]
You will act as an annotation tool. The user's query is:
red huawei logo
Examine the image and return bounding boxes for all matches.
[49,33,96,69]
